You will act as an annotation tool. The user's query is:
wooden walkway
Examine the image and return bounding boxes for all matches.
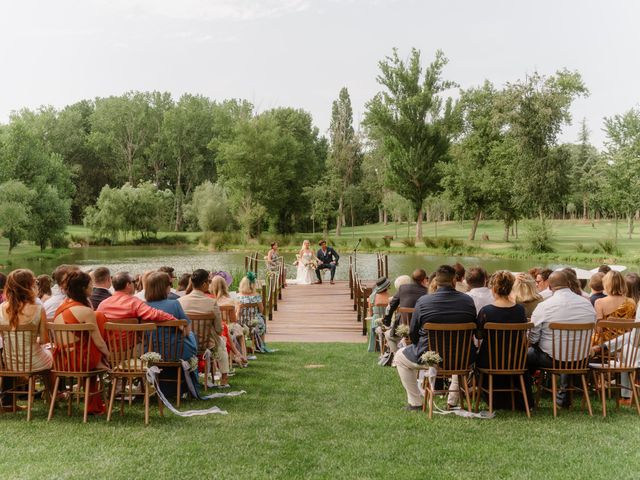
[267,281,366,343]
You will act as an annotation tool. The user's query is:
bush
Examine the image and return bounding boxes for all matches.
[382,236,393,248]
[575,242,586,253]
[596,238,620,256]
[50,234,69,249]
[361,237,377,249]
[524,220,554,253]
[423,236,463,249]
[132,234,192,246]
[198,231,243,250]
[401,238,416,247]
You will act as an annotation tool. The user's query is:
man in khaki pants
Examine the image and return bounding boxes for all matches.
[179,269,230,388]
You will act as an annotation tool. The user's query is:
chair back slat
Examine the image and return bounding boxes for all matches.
[150,320,187,362]
[105,322,156,372]
[219,305,235,323]
[188,313,215,355]
[424,323,476,373]
[595,320,640,369]
[483,322,532,372]
[238,303,260,327]
[397,307,414,326]
[549,322,595,370]
[0,324,37,373]
[49,323,97,374]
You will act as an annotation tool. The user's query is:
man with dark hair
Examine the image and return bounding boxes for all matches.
[465,267,493,314]
[598,264,612,274]
[315,240,339,284]
[536,268,553,299]
[90,267,112,310]
[97,271,177,322]
[158,266,179,299]
[453,262,467,292]
[393,265,477,411]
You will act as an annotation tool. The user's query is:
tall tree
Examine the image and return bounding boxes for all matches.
[328,87,362,236]
[569,119,600,221]
[0,180,35,252]
[364,48,458,240]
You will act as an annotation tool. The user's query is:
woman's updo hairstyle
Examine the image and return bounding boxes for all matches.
[489,270,515,298]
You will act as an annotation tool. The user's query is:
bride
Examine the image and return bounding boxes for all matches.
[294,239,318,285]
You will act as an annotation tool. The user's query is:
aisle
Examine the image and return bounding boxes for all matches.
[267,281,366,343]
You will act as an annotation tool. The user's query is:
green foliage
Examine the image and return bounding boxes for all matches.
[361,237,378,249]
[29,185,71,251]
[199,231,244,250]
[596,238,620,256]
[0,180,35,252]
[423,236,464,249]
[184,181,233,232]
[401,238,416,247]
[524,220,555,253]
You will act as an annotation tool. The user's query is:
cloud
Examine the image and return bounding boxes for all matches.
[106,0,311,21]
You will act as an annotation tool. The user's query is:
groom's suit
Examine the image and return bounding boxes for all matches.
[316,246,340,282]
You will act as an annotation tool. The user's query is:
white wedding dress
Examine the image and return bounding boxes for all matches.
[294,251,316,285]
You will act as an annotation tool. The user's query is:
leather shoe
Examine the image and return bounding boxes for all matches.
[314,280,322,284]
[330,280,335,285]
[403,404,422,411]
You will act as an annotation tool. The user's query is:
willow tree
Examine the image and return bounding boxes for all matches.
[364,48,457,241]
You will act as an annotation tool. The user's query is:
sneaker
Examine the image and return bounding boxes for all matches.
[247,355,257,361]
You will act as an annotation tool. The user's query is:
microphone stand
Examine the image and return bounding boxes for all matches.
[352,238,362,278]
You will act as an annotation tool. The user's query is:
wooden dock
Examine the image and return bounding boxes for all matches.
[267,281,366,343]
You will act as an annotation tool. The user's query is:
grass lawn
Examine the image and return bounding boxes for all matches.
[1,343,639,479]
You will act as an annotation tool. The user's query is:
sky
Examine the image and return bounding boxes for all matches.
[1,0,638,148]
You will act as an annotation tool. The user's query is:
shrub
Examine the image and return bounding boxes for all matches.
[401,238,416,247]
[423,236,463,249]
[198,231,243,250]
[524,220,554,253]
[382,236,393,248]
[575,242,586,253]
[597,238,620,256]
[50,234,69,249]
[361,237,377,249]
[423,237,437,248]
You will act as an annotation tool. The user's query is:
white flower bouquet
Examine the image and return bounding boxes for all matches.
[188,356,199,372]
[140,352,161,367]
[420,351,442,367]
[395,324,410,338]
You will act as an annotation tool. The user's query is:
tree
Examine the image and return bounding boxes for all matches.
[0,180,35,252]
[184,181,234,232]
[29,185,71,250]
[327,88,362,235]
[568,120,600,221]
[364,48,458,241]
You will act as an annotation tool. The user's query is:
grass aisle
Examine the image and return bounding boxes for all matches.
[1,343,640,479]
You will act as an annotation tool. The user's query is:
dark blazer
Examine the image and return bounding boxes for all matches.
[90,287,112,311]
[383,282,428,328]
[404,285,477,364]
[316,247,339,265]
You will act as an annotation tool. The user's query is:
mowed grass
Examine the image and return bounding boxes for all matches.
[0,343,639,479]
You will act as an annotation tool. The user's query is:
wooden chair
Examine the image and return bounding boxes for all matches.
[149,320,187,407]
[238,302,262,353]
[590,321,640,417]
[423,322,476,418]
[47,323,108,423]
[397,307,414,326]
[104,322,158,425]
[537,322,594,418]
[0,324,48,421]
[474,322,533,418]
[188,313,216,391]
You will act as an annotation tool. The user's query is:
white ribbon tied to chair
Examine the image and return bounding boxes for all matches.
[180,359,246,401]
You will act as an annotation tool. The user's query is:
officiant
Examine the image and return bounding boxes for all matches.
[315,240,339,284]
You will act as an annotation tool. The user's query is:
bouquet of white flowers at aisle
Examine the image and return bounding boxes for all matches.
[140,352,162,368]
[395,324,410,338]
[420,351,442,367]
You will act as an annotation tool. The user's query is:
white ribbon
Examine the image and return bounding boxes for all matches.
[179,359,246,400]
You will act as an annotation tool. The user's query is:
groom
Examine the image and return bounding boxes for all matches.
[315,240,339,284]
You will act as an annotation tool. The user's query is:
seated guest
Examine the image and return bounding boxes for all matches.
[97,272,177,322]
[90,267,112,310]
[158,266,180,299]
[527,271,596,407]
[465,267,493,314]
[589,273,606,306]
[594,271,636,321]
[53,271,110,415]
[0,273,6,303]
[179,270,230,387]
[427,272,438,294]
[624,273,640,305]
[145,272,197,361]
[209,275,248,368]
[134,270,154,300]
[598,264,612,274]
[36,274,53,302]
[476,271,528,409]
[535,269,553,299]
[453,262,468,292]
[379,274,416,363]
[176,273,191,297]
[236,274,271,353]
[563,268,590,299]
[393,265,476,411]
[44,265,78,319]
[528,267,542,280]
[367,277,391,352]
[511,273,543,318]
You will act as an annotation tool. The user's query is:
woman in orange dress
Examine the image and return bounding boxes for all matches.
[53,271,110,415]
[593,271,637,346]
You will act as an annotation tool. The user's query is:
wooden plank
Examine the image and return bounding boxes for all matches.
[267,281,367,343]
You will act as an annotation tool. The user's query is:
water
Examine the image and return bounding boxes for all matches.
[5,246,629,280]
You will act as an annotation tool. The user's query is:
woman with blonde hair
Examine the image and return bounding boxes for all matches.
[293,239,317,285]
[511,273,544,318]
[236,272,272,353]
[210,275,248,367]
[594,271,636,321]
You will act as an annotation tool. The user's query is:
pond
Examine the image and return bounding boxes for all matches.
[5,246,633,281]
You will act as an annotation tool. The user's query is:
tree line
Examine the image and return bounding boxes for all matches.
[0,47,639,252]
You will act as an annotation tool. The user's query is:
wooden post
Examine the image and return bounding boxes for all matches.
[384,254,389,278]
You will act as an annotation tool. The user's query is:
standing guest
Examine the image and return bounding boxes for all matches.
[367,277,391,352]
[535,269,553,299]
[624,273,640,305]
[527,271,596,407]
[453,262,468,292]
[44,265,78,319]
[179,269,230,387]
[89,267,112,310]
[97,272,177,322]
[465,267,494,314]
[266,242,286,286]
[176,273,191,297]
[0,273,6,303]
[588,273,607,306]
[511,274,544,318]
[476,271,529,409]
[210,275,248,367]
[158,266,180,299]
[315,240,340,285]
[53,271,110,415]
[393,265,476,411]
[36,275,53,303]
[145,272,197,361]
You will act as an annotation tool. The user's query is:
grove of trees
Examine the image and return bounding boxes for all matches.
[0,47,639,251]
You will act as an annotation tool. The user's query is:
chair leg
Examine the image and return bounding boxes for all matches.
[47,376,60,422]
[510,376,515,412]
[67,379,73,417]
[519,375,531,419]
[176,366,182,408]
[143,379,150,426]
[107,378,117,422]
[462,375,472,413]
[551,374,558,418]
[488,375,493,415]
[600,372,607,418]
[128,378,133,407]
[204,360,210,392]
[157,391,164,417]
[580,374,593,416]
[120,379,126,416]
[82,377,91,423]
[630,371,640,416]
[474,373,483,413]
[27,376,34,422]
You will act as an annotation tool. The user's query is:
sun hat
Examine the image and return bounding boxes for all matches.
[212,270,233,286]
[375,276,391,292]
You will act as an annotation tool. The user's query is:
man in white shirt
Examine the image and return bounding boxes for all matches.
[528,271,596,407]
[465,267,494,314]
[536,269,553,299]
